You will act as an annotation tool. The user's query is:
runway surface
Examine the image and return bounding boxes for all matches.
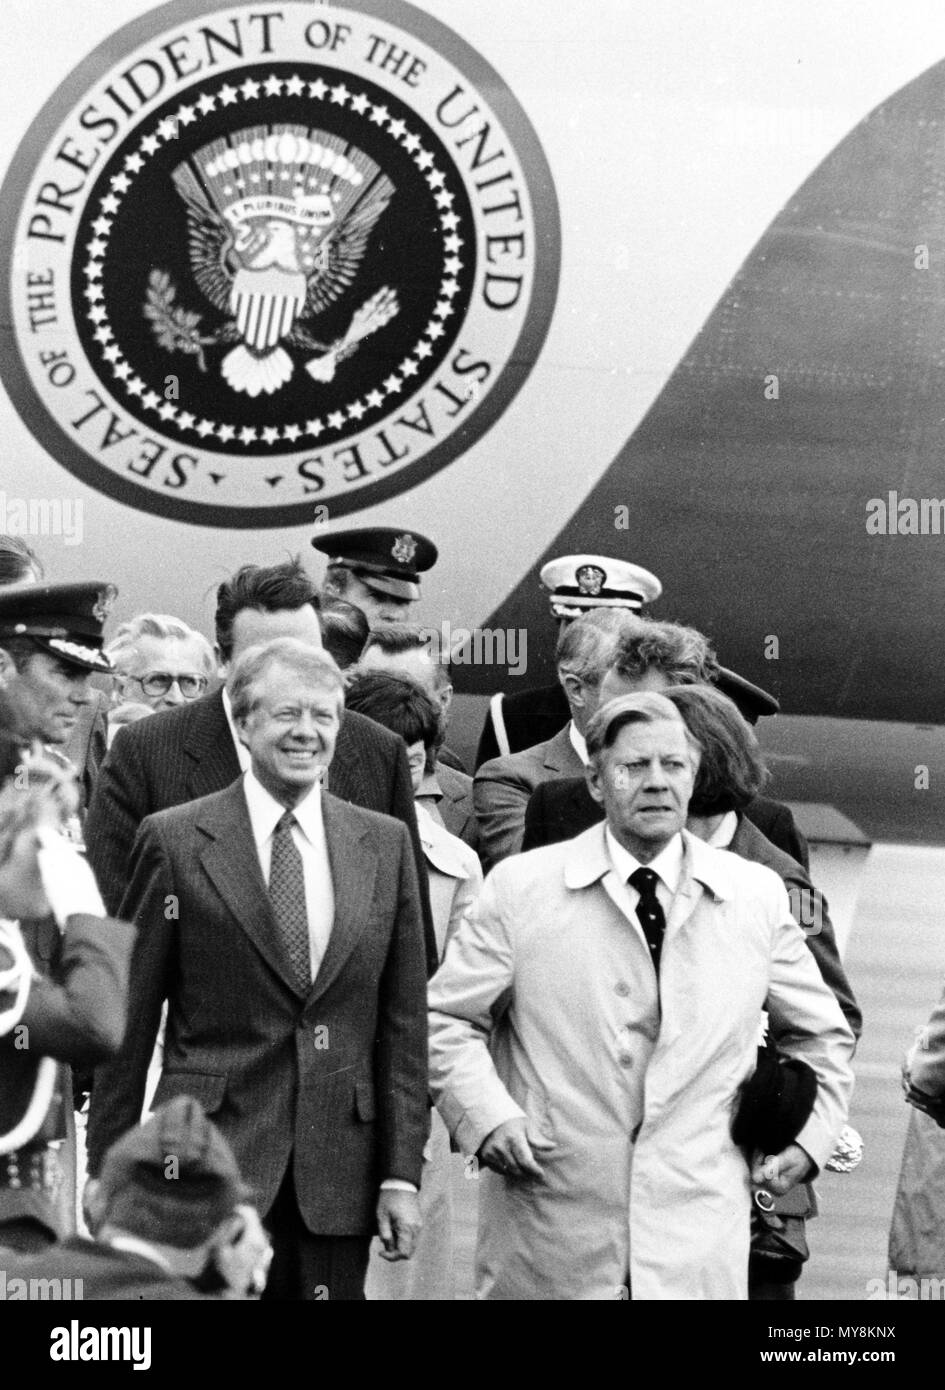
[446,844,945,1301]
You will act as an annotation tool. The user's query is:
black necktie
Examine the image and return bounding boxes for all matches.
[629,867,666,971]
[269,812,311,992]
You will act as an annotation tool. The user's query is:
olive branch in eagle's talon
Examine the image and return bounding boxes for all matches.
[144,269,231,372]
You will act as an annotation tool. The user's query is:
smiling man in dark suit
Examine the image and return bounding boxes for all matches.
[86,639,428,1300]
[85,559,437,973]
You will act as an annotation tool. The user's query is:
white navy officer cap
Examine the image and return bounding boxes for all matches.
[540,555,662,620]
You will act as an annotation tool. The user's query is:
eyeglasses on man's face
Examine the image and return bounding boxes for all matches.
[126,672,209,698]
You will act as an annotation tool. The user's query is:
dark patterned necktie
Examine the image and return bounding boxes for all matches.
[269,812,311,991]
[629,867,666,971]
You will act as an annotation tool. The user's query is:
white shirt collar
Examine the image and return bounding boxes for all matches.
[104,1233,173,1272]
[568,721,589,766]
[242,767,323,845]
[605,825,684,894]
[222,686,251,772]
[705,810,739,849]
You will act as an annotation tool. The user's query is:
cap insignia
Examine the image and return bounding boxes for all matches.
[576,564,606,596]
[92,585,117,624]
[391,533,417,565]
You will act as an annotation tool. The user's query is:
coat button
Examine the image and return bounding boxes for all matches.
[618,1053,634,1068]
[615,981,631,997]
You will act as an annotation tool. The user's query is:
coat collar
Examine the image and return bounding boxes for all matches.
[306,794,375,1007]
[541,723,583,774]
[194,780,375,1005]
[182,689,241,796]
[415,802,473,880]
[195,779,297,995]
[563,823,736,903]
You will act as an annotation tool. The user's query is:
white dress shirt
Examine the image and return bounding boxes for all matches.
[222,687,251,772]
[705,810,739,850]
[605,826,684,920]
[568,721,590,767]
[242,769,334,983]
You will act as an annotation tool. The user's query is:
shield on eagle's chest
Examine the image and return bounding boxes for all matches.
[229,266,307,352]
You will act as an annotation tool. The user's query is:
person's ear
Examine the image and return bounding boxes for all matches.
[585,759,605,806]
[560,671,585,711]
[213,645,227,679]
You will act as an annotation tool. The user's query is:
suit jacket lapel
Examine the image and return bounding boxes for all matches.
[543,724,581,776]
[184,690,242,801]
[197,782,305,998]
[306,795,376,1008]
[325,715,360,801]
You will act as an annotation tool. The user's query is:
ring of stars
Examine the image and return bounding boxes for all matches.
[80,71,469,462]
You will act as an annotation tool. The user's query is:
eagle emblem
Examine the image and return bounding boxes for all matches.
[576,564,606,596]
[145,125,399,397]
[391,533,418,565]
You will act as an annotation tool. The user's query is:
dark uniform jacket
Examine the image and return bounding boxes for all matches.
[85,688,438,974]
[0,913,134,1236]
[87,783,429,1234]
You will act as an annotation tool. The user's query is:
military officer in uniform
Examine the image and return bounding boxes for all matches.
[475,552,785,766]
[312,527,438,627]
[0,582,134,1251]
[475,554,664,767]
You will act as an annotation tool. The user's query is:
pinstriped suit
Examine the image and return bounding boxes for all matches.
[86,780,429,1236]
[85,688,437,972]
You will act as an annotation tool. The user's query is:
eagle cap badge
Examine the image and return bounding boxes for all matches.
[576,565,606,596]
[392,533,418,565]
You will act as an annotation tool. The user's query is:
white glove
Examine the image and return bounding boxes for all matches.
[35,828,106,928]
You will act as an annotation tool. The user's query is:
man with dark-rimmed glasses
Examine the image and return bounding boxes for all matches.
[105,613,216,740]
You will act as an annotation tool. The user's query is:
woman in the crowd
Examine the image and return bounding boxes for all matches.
[662,682,862,1301]
[345,669,482,1301]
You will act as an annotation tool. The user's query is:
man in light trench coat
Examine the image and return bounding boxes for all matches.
[428,692,855,1300]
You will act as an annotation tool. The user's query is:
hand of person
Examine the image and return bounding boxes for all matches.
[750,1142,814,1195]
[904,1082,945,1126]
[376,1188,422,1262]
[478,1117,555,1181]
[213,1205,273,1298]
